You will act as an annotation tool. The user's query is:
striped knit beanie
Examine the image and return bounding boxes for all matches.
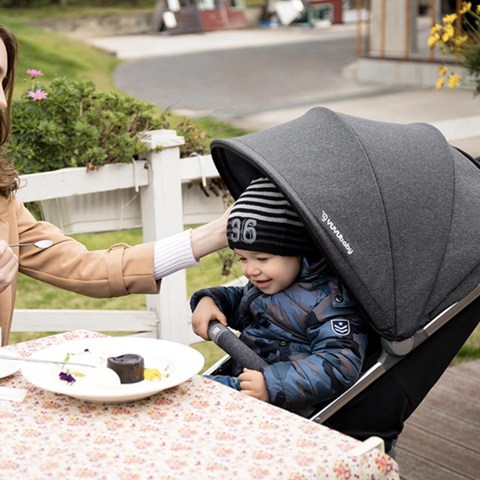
[227,178,316,257]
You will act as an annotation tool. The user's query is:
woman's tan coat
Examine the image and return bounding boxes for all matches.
[0,196,159,345]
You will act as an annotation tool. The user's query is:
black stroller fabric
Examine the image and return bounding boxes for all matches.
[211,107,480,341]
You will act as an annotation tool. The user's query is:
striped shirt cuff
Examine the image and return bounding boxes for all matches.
[153,229,199,280]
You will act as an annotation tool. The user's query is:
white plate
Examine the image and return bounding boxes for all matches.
[0,350,22,379]
[21,337,204,403]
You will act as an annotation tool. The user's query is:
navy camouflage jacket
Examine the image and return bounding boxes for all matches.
[190,258,369,415]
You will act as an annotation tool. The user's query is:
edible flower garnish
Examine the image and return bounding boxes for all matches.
[144,368,162,381]
[58,349,92,384]
[59,371,76,384]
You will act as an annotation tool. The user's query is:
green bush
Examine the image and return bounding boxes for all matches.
[3,71,209,174]
[464,43,480,95]
[4,73,172,173]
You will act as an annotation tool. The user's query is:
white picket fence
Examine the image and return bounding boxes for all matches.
[13,130,225,345]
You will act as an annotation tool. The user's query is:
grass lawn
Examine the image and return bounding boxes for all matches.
[3,18,119,93]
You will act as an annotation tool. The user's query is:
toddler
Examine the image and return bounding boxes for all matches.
[191,177,369,415]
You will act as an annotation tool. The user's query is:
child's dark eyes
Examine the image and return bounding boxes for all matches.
[237,255,271,263]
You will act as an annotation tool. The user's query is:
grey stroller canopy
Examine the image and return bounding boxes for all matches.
[211,107,480,341]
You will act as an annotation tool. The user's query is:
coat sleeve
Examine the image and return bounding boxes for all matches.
[15,199,159,297]
[262,291,369,414]
[190,285,246,327]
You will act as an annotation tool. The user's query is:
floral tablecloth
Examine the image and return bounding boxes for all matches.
[0,330,399,480]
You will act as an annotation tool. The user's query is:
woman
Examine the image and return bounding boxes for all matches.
[0,24,228,345]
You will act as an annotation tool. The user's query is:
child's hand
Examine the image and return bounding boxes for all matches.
[239,368,268,402]
[191,296,227,340]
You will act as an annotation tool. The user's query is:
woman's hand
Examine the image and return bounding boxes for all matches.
[190,206,231,260]
[239,368,269,402]
[0,240,18,294]
[191,296,227,340]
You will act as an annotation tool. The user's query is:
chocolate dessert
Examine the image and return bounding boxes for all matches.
[107,354,145,384]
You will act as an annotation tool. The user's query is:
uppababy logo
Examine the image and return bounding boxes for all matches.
[321,211,354,255]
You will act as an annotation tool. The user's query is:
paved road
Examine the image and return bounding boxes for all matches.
[115,29,373,121]
[89,26,480,154]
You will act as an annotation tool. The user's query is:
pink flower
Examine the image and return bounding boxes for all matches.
[26,69,44,78]
[28,89,48,101]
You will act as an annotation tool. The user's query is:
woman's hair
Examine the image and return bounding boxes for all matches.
[0,24,19,197]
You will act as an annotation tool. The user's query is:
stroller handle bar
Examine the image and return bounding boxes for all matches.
[207,320,268,372]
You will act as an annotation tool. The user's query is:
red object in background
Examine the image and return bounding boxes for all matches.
[309,0,343,24]
[200,1,248,31]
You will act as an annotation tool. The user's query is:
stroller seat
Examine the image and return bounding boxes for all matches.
[203,107,480,454]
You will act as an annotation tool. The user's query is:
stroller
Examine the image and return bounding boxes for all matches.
[204,107,480,454]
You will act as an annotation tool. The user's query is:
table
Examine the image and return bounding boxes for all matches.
[0,330,399,479]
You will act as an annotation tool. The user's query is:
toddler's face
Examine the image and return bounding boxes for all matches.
[234,249,301,295]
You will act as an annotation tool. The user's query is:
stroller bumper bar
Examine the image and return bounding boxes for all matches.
[207,320,268,372]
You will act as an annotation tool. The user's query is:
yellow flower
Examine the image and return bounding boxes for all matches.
[454,34,469,47]
[428,33,440,47]
[430,3,480,94]
[447,73,462,88]
[144,368,162,381]
[443,13,458,24]
[442,24,455,42]
[460,2,471,15]
[438,65,447,76]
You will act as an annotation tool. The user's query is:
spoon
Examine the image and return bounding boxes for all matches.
[0,354,97,368]
[8,240,53,249]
